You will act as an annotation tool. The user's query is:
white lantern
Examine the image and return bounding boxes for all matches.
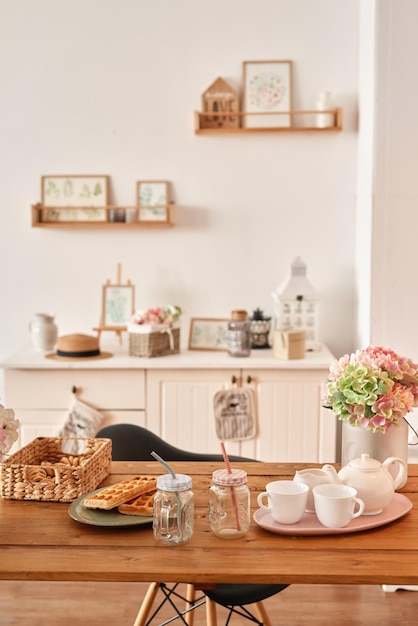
[271,257,320,349]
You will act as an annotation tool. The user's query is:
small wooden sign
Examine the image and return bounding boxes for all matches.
[201,77,239,129]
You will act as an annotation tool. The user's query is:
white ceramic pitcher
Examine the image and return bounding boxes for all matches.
[29,313,58,351]
[293,465,341,513]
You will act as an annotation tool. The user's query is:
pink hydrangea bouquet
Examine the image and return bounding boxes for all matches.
[0,404,19,461]
[131,305,182,326]
[325,346,418,433]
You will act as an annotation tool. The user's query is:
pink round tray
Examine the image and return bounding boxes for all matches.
[253,493,412,535]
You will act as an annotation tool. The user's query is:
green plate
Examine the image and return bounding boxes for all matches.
[68,487,153,527]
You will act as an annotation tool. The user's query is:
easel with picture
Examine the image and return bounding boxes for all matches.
[94,263,135,344]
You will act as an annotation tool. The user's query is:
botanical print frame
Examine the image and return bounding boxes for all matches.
[242,60,293,129]
[102,285,135,327]
[41,175,109,222]
[136,180,169,223]
[188,318,229,351]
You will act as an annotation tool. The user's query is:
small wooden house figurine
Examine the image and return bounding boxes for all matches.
[201,77,239,129]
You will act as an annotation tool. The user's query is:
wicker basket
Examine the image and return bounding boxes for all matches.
[129,326,180,357]
[0,437,112,502]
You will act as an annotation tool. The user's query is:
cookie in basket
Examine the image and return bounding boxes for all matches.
[83,475,157,510]
[118,489,157,517]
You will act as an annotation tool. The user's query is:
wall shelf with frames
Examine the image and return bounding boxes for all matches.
[31,203,175,228]
[194,108,343,135]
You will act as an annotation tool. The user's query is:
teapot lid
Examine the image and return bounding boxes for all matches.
[348,453,381,470]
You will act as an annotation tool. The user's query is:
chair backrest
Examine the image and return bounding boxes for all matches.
[96,423,256,462]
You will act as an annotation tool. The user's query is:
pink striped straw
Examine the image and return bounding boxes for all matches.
[220,442,241,532]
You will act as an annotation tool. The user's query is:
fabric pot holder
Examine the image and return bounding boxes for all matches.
[214,386,257,441]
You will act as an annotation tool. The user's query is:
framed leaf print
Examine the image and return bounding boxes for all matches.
[41,175,109,222]
[136,180,170,223]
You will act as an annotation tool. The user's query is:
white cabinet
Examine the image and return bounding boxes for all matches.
[3,369,146,448]
[147,366,336,463]
[147,369,237,455]
[243,368,335,462]
[1,343,336,462]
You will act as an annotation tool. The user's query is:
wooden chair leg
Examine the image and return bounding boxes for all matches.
[132,582,160,626]
[253,600,272,626]
[205,597,218,626]
[185,583,196,626]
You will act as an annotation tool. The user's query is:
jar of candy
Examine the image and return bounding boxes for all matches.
[153,473,194,546]
[209,468,250,539]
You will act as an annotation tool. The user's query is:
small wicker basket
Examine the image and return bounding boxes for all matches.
[129,326,180,358]
[0,436,112,502]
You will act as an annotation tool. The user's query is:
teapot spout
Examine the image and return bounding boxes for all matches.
[321,463,343,484]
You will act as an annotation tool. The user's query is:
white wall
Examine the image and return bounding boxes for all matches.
[368,0,418,361]
[354,0,375,350]
[0,0,359,366]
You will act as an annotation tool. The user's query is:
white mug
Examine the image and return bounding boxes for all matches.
[257,480,309,524]
[313,483,365,528]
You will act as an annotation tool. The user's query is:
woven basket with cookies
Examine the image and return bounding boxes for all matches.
[0,436,112,502]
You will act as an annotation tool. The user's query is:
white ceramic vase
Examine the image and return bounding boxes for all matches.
[341,417,409,488]
[29,313,58,351]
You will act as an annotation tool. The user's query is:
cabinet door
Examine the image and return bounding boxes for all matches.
[4,369,145,409]
[147,369,258,458]
[243,368,336,463]
[4,369,146,451]
[11,409,146,451]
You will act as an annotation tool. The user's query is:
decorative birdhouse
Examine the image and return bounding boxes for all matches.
[201,77,239,129]
[271,257,320,350]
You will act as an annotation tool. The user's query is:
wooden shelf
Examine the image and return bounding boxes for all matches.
[194,108,343,134]
[31,204,175,228]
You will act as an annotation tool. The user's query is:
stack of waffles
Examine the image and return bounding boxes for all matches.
[83,475,157,516]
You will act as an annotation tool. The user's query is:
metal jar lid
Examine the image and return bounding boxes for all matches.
[157,473,192,491]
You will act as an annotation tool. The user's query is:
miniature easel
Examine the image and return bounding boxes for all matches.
[93,263,134,345]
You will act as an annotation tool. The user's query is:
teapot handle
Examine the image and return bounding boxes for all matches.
[383,456,407,490]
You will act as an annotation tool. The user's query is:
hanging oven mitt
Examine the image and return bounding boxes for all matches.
[213,386,257,441]
[58,394,104,452]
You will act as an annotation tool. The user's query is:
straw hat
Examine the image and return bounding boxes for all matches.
[45,334,113,361]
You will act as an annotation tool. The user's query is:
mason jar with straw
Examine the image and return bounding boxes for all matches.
[151,451,194,546]
[208,442,250,539]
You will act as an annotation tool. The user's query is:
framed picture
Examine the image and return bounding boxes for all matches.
[41,175,109,222]
[102,285,135,327]
[137,180,169,223]
[242,60,293,128]
[188,318,229,351]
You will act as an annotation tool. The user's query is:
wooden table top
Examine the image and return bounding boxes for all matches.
[1,461,418,586]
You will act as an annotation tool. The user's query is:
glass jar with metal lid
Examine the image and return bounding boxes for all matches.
[153,473,194,545]
[209,468,250,538]
[227,310,251,357]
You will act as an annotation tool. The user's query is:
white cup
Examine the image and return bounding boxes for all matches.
[313,483,365,528]
[257,480,309,524]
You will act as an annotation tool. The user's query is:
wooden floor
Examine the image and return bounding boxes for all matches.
[2,581,418,625]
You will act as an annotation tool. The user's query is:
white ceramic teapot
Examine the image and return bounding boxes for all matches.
[337,453,407,515]
[293,465,341,513]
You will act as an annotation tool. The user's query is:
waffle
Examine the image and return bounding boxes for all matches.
[118,489,156,516]
[83,475,157,510]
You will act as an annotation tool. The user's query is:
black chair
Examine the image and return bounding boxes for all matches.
[96,423,287,626]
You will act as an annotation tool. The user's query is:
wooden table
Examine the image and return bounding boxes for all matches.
[1,461,418,586]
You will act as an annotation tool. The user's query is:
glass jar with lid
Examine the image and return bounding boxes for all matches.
[209,468,250,539]
[227,310,251,357]
[153,473,194,546]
